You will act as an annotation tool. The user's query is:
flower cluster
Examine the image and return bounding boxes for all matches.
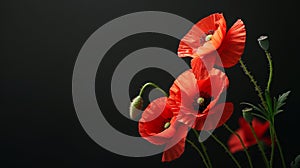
[130,13,295,168]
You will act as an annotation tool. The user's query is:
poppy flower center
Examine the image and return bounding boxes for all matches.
[162,118,172,131]
[199,30,215,46]
[192,91,212,113]
[164,122,171,129]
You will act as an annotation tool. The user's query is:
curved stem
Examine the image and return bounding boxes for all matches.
[265,51,273,93]
[269,121,275,168]
[192,129,213,168]
[239,59,268,111]
[273,127,287,168]
[249,123,270,168]
[138,82,168,97]
[210,133,241,168]
[224,124,253,168]
[186,139,210,168]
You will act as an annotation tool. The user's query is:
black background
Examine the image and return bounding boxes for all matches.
[1,0,299,167]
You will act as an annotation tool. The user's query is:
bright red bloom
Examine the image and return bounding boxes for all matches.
[178,13,246,68]
[139,97,189,162]
[228,117,271,153]
[168,67,233,130]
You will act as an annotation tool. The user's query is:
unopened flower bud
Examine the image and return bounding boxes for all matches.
[242,108,253,123]
[257,35,269,51]
[129,96,143,119]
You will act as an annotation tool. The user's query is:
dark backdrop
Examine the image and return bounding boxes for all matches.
[1,0,299,167]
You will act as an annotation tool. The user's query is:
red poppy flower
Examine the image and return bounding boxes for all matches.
[178,13,246,68]
[139,97,189,162]
[227,117,271,153]
[168,68,233,130]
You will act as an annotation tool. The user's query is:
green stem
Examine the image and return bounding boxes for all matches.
[239,59,268,111]
[186,139,210,168]
[210,133,241,168]
[273,127,287,168]
[269,121,275,168]
[223,124,253,168]
[138,82,168,97]
[265,51,273,93]
[249,123,270,168]
[192,129,213,168]
[265,50,286,168]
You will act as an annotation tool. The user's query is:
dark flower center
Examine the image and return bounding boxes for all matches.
[199,30,215,46]
[192,91,212,113]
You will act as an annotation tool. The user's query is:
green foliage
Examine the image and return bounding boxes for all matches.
[291,155,300,168]
[273,91,291,115]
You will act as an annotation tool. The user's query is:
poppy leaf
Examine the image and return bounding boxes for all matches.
[251,113,268,121]
[275,110,284,115]
[240,102,268,117]
[274,90,291,114]
[291,154,300,168]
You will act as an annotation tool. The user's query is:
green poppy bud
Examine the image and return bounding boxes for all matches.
[242,108,253,123]
[257,35,269,51]
[129,96,143,119]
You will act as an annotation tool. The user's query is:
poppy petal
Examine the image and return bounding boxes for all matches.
[170,70,200,111]
[162,123,188,162]
[171,70,198,98]
[162,137,186,162]
[139,97,176,145]
[195,13,226,48]
[228,129,245,153]
[195,13,227,56]
[252,118,270,138]
[213,16,227,47]
[191,56,207,79]
[195,13,225,34]
[228,117,271,153]
[216,19,246,68]
[176,106,198,127]
[193,102,234,130]
[197,78,212,96]
[178,13,226,58]
[208,68,229,97]
[262,137,272,146]
[177,24,206,58]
